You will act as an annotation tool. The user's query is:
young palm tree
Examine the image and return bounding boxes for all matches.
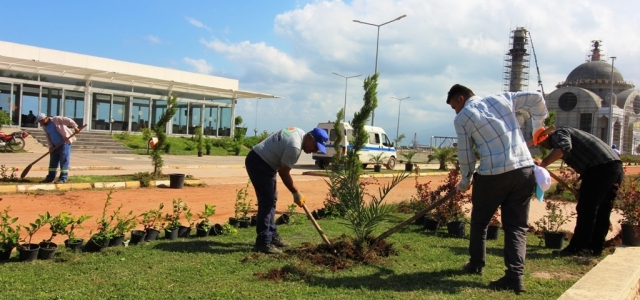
[428,147,457,170]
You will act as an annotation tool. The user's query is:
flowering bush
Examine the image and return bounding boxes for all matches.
[533,200,576,233]
[547,167,581,202]
[615,174,640,225]
[0,165,19,181]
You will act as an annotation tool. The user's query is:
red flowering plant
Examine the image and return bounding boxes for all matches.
[533,200,576,233]
[0,165,19,182]
[547,167,581,202]
[614,174,640,226]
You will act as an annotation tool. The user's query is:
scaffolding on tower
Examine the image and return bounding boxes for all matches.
[502,27,531,92]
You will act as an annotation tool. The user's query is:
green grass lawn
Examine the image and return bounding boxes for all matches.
[0,213,595,299]
[112,132,256,156]
[0,174,198,186]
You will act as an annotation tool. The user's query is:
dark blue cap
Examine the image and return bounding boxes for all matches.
[309,128,328,154]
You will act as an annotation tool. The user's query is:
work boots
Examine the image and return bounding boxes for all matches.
[271,236,291,248]
[488,276,526,294]
[252,244,283,255]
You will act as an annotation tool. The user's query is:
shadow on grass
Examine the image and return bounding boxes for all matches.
[152,239,251,254]
[296,264,485,293]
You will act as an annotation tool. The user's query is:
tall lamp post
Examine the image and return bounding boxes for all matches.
[332,72,361,122]
[353,14,406,126]
[609,56,616,147]
[392,96,409,141]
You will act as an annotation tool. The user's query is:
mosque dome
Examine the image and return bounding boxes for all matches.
[565,60,624,83]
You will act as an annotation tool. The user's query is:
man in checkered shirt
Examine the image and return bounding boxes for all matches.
[447,84,548,293]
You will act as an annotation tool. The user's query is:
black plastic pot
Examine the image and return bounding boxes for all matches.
[109,234,126,247]
[487,225,500,240]
[145,229,161,241]
[165,227,179,240]
[317,208,326,219]
[275,214,290,225]
[374,165,382,172]
[178,226,191,238]
[621,224,640,246]
[0,246,13,261]
[84,236,110,253]
[238,218,251,228]
[37,242,57,260]
[169,173,185,189]
[130,230,146,245]
[228,217,240,228]
[197,151,203,157]
[196,225,210,237]
[311,210,319,220]
[18,243,40,262]
[414,215,426,226]
[405,163,414,172]
[64,239,84,252]
[446,221,466,238]
[209,223,223,236]
[543,231,566,249]
[423,218,440,231]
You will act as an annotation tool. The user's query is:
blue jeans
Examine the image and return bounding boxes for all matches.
[45,143,71,182]
[245,150,279,246]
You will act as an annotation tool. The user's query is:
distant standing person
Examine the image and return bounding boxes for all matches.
[36,113,80,183]
[535,127,622,257]
[447,84,547,293]
[612,144,620,156]
[245,127,328,254]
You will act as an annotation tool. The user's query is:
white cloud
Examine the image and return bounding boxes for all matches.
[197,0,640,143]
[183,58,214,74]
[145,35,162,44]
[185,16,212,31]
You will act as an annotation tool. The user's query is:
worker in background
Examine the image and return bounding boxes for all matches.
[612,144,620,156]
[36,113,80,183]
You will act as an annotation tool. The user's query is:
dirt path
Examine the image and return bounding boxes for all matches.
[2,166,637,245]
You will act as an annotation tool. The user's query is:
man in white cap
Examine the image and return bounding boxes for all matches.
[36,113,80,183]
[245,127,328,254]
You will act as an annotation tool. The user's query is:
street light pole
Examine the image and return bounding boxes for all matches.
[392,96,409,141]
[353,14,406,126]
[332,72,361,123]
[609,56,616,147]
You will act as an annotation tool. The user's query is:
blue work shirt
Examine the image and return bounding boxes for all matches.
[44,121,64,146]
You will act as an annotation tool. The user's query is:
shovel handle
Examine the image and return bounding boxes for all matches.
[302,203,332,246]
[546,168,579,200]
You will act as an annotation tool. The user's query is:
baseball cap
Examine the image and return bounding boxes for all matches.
[533,165,551,202]
[36,113,47,122]
[309,128,328,154]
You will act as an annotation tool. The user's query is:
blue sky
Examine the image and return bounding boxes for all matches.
[2,0,639,146]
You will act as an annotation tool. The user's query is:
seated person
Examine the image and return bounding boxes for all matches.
[25,110,36,126]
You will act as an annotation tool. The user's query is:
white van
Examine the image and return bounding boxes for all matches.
[312,121,397,169]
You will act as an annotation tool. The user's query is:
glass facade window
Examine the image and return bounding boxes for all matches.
[92,93,111,130]
[151,99,167,128]
[132,98,150,132]
[0,83,13,125]
[112,95,130,131]
[64,90,85,126]
[41,88,62,119]
[21,84,40,127]
[203,106,218,136]
[219,107,232,137]
[173,101,189,134]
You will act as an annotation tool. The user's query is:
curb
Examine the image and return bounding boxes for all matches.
[30,165,245,171]
[301,171,449,178]
[0,179,203,194]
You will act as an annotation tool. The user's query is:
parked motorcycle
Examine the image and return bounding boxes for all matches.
[0,131,28,151]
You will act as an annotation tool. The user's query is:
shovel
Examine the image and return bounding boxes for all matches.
[300,202,332,246]
[20,124,87,179]
[365,189,460,257]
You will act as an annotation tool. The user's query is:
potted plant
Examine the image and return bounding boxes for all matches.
[0,206,20,261]
[369,152,385,172]
[39,212,73,260]
[163,199,187,240]
[196,204,216,237]
[18,213,50,261]
[111,206,137,247]
[205,139,212,156]
[180,208,195,238]
[62,213,91,251]
[401,150,417,172]
[615,176,640,246]
[196,125,204,157]
[231,181,251,228]
[434,168,471,238]
[85,193,116,252]
[533,200,576,249]
[487,210,501,240]
[139,203,164,242]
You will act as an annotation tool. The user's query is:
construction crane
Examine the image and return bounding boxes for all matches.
[528,31,545,96]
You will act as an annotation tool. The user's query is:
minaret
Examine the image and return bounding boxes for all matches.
[502,27,531,92]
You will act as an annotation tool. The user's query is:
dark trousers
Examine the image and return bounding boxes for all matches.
[45,143,71,181]
[245,150,279,246]
[469,167,535,280]
[567,161,623,254]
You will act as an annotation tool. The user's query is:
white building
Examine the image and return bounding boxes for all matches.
[0,40,277,137]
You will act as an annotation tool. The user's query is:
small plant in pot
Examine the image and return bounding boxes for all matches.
[62,213,91,251]
[533,200,576,249]
[205,139,212,155]
[140,203,164,242]
[86,191,118,252]
[40,212,76,260]
[369,152,386,172]
[180,208,196,238]
[401,150,417,172]
[0,206,21,261]
[196,204,216,237]
[19,213,50,261]
[232,181,251,228]
[162,199,187,240]
[487,210,501,241]
[614,176,640,246]
[111,206,137,247]
[433,168,471,238]
[195,125,204,157]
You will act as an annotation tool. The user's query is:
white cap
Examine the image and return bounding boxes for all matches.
[533,165,552,202]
